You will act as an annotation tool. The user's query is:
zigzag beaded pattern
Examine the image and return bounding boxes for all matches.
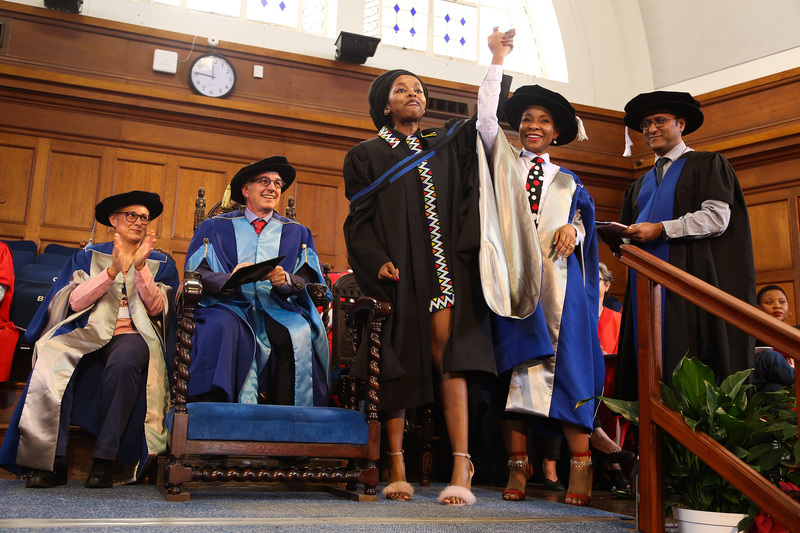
[405,134,454,312]
[376,127,454,312]
[377,126,402,148]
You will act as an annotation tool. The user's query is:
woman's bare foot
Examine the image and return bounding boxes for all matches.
[438,452,476,505]
[590,428,621,455]
[382,452,413,500]
[565,452,592,506]
[502,454,531,501]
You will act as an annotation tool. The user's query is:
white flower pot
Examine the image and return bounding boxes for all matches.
[673,507,748,533]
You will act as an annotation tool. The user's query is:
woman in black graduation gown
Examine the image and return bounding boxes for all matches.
[342,59,508,505]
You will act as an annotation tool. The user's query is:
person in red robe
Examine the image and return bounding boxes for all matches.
[0,241,19,381]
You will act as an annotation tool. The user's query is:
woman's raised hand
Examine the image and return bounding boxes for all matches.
[488,27,516,63]
[134,230,157,271]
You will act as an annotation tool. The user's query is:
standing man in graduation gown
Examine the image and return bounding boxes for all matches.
[615,91,755,399]
[185,156,330,407]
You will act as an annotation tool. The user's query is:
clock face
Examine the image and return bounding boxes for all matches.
[189,54,237,98]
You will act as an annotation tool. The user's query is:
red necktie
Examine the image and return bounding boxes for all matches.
[252,219,266,235]
[526,157,545,223]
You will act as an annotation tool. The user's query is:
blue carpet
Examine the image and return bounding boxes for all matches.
[0,480,635,532]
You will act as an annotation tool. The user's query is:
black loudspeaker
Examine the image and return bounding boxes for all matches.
[44,0,83,14]
[335,31,380,65]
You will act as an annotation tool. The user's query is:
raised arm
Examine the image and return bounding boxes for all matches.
[476,28,515,150]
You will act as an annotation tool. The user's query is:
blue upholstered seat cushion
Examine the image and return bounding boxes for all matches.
[166,403,369,445]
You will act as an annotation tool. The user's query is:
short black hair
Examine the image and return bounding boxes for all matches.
[757,284,787,305]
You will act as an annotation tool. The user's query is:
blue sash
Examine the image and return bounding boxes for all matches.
[630,157,688,360]
[348,120,468,207]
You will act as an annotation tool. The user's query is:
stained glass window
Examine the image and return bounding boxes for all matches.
[246,0,299,29]
[367,0,565,81]
[144,0,331,36]
[380,0,429,53]
[432,1,477,61]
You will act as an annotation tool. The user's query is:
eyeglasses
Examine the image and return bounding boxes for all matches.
[115,212,150,224]
[250,176,285,189]
[640,116,675,130]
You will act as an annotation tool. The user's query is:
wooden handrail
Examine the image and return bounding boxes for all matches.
[619,244,800,533]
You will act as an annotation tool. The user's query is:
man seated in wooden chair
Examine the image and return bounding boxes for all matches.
[185,156,331,406]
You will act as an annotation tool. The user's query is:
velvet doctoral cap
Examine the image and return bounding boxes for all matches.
[229,156,296,204]
[624,91,704,134]
[95,190,163,227]
[504,85,578,145]
[368,69,429,130]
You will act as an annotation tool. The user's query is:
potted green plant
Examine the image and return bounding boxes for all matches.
[587,356,799,532]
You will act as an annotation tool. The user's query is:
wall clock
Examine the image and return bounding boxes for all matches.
[189,53,237,98]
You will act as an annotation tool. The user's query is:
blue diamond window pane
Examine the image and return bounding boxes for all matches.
[445,14,450,22]
[444,34,450,42]
[410,27,416,35]
[394,4,399,13]
[394,24,400,33]
[261,0,267,6]
[410,7,416,16]
[279,1,285,10]
[460,37,466,46]
[460,18,466,26]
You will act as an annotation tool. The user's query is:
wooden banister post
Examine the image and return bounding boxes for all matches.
[636,273,665,533]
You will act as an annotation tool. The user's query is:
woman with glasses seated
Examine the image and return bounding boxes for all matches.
[0,191,179,489]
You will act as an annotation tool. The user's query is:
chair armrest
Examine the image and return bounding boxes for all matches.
[306,282,329,308]
[173,271,203,412]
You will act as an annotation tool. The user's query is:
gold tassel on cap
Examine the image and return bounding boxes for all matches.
[221,184,232,209]
[575,116,589,142]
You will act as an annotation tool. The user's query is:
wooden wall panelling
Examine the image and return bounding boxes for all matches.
[291,171,346,272]
[736,155,800,195]
[169,156,240,273]
[745,186,800,325]
[748,199,793,273]
[0,133,37,241]
[32,139,105,250]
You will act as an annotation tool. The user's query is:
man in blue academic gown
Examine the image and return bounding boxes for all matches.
[614,91,755,399]
[185,156,330,407]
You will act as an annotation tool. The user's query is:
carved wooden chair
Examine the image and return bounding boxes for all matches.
[328,272,435,486]
[161,188,390,501]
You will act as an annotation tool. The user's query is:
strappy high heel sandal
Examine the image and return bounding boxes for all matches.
[382,450,414,501]
[565,451,592,506]
[437,452,476,506]
[502,452,533,501]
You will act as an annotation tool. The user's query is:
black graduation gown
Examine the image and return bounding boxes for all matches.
[616,151,755,400]
[343,120,495,411]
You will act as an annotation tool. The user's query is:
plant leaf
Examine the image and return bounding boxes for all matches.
[672,357,714,414]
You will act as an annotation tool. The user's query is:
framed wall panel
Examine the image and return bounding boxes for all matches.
[293,176,343,270]
[172,158,234,242]
[41,144,104,231]
[0,136,36,226]
[747,199,793,272]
